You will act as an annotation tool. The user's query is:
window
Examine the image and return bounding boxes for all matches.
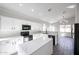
[60,25,71,32]
[47,25,55,32]
[43,24,47,31]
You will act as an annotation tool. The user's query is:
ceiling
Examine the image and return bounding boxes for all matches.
[0,3,76,24]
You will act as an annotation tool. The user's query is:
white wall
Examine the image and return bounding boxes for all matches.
[75,4,79,23]
[0,16,43,37]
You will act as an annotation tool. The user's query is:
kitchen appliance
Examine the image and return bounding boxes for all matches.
[22,25,31,30]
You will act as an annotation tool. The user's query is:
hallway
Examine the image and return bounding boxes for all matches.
[53,37,74,55]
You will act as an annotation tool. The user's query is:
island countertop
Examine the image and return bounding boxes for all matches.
[18,34,53,55]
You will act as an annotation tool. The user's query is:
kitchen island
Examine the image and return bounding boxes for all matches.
[18,34,53,55]
[0,34,53,55]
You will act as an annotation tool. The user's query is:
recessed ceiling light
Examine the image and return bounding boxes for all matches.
[67,5,76,8]
[19,3,23,7]
[32,9,34,12]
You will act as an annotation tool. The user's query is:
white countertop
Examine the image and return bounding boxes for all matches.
[18,35,52,55]
[0,36,23,55]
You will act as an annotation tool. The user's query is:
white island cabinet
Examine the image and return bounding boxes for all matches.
[18,35,53,55]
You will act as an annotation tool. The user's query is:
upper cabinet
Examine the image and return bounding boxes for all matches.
[0,16,43,37]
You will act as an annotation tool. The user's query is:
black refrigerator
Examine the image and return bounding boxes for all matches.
[74,23,79,55]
